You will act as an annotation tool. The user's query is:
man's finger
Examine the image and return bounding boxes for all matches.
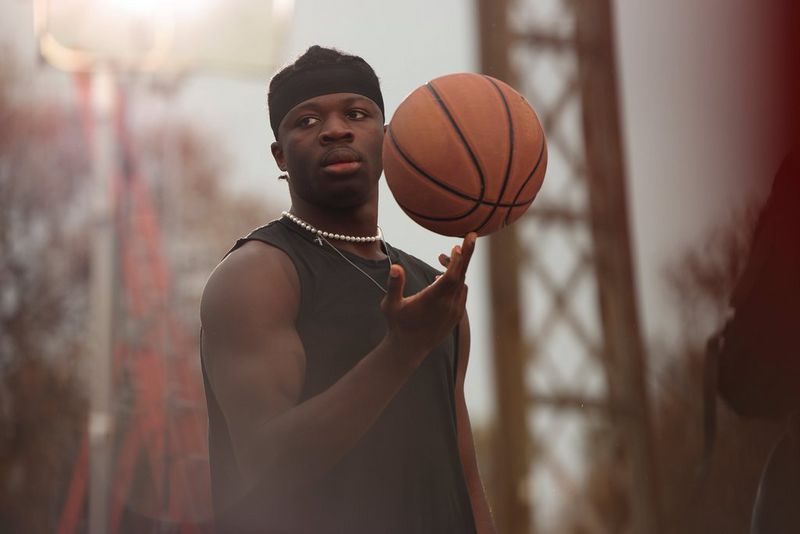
[463,232,477,257]
[428,247,461,296]
[443,245,462,280]
[382,264,405,312]
[438,253,451,268]
[454,233,477,280]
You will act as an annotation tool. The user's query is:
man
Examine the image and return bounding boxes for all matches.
[200,46,495,533]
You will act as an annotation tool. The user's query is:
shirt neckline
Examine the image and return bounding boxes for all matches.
[277,217,396,267]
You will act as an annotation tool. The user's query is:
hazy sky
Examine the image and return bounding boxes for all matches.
[3,0,789,425]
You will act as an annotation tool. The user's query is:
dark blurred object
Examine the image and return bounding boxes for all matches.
[750,414,800,534]
[712,0,800,527]
[712,150,800,533]
[716,151,800,418]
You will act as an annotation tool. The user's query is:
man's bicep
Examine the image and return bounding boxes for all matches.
[203,313,305,422]
[200,242,305,463]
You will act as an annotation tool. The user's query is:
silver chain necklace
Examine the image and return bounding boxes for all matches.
[282,211,392,294]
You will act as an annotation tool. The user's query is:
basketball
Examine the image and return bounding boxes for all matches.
[382,73,547,237]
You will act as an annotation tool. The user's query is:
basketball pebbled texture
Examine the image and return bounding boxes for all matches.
[383,72,547,237]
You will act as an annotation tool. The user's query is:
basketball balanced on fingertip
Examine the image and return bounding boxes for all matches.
[383,72,547,237]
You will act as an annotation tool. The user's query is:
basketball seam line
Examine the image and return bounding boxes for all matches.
[474,75,515,233]
[386,129,538,224]
[504,132,546,225]
[423,82,489,207]
[427,79,495,233]
[386,126,482,219]
[386,123,534,215]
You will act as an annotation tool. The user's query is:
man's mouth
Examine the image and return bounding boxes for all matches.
[321,148,363,174]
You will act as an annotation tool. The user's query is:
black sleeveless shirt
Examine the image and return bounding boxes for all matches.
[201,218,476,533]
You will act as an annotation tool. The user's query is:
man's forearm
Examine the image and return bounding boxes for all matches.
[471,484,497,534]
[238,335,424,496]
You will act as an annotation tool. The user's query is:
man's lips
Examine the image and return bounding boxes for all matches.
[320,147,363,175]
[323,161,362,174]
[320,147,362,167]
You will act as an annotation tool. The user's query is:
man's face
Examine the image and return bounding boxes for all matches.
[271,92,385,210]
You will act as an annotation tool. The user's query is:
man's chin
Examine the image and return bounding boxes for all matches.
[319,185,377,210]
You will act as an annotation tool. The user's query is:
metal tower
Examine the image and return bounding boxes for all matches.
[57,75,212,534]
[480,0,662,532]
[33,4,291,530]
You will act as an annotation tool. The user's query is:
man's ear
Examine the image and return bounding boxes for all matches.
[271,141,287,171]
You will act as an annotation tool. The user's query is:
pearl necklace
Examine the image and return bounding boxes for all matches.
[281,210,391,293]
[281,211,381,243]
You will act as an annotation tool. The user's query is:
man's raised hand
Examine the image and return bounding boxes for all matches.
[380,233,477,361]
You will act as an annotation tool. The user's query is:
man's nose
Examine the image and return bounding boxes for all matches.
[319,116,354,144]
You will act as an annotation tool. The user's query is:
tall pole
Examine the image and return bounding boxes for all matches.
[575,1,662,531]
[477,0,663,531]
[86,67,116,534]
[478,0,533,532]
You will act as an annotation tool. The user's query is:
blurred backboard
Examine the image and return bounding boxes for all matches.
[34,0,292,75]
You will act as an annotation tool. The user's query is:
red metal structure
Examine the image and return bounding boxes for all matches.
[58,74,212,534]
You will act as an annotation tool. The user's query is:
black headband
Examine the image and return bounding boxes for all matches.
[269,64,385,139]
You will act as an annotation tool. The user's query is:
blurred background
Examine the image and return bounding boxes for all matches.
[1,0,797,532]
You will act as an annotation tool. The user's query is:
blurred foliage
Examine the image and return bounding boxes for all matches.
[0,51,272,532]
[0,57,90,534]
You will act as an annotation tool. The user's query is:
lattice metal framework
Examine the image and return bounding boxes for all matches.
[482,1,661,533]
[58,75,211,534]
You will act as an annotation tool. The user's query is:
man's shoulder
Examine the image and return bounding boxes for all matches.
[216,219,293,272]
[202,222,300,315]
[211,219,305,279]
[224,219,291,258]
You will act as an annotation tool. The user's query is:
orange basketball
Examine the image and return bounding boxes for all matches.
[383,73,547,237]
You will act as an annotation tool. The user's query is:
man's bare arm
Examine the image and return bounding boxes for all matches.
[201,234,476,499]
[455,314,497,533]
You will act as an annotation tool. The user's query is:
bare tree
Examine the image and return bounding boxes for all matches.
[0,57,90,534]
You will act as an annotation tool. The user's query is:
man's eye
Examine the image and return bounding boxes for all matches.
[346,110,367,120]
[298,116,319,127]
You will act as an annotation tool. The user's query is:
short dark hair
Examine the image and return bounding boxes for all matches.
[267,46,383,139]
